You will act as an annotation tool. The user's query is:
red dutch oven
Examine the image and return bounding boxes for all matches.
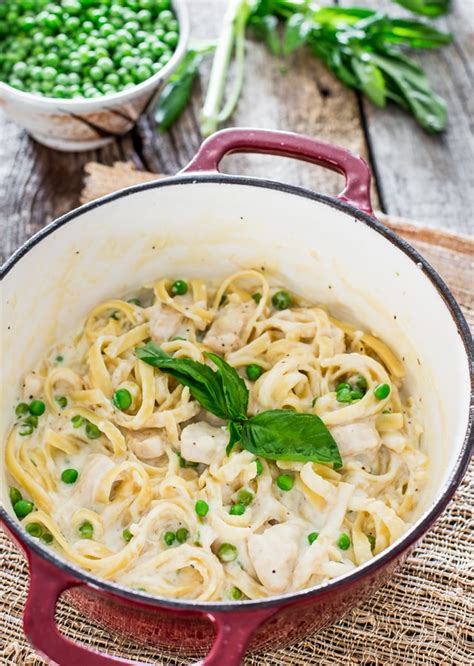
[1,128,473,665]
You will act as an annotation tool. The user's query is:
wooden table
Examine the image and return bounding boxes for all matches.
[1,0,473,266]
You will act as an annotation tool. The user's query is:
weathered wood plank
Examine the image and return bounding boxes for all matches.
[340,0,474,232]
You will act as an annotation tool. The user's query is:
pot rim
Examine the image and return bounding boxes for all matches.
[1,173,473,613]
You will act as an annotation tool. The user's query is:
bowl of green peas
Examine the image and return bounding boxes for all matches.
[0,0,189,151]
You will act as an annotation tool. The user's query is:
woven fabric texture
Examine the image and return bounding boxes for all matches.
[1,178,473,665]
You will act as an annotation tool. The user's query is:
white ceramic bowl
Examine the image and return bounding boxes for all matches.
[0,0,189,151]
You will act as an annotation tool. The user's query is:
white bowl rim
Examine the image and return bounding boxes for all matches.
[0,0,190,111]
[1,173,473,613]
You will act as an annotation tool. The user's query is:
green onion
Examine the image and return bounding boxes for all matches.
[15,402,29,417]
[9,487,22,506]
[26,522,43,538]
[71,415,84,428]
[176,527,189,543]
[163,530,176,546]
[308,531,319,545]
[29,399,45,416]
[374,383,391,400]
[276,473,294,492]
[246,364,263,381]
[237,489,253,506]
[195,500,209,517]
[85,422,102,439]
[337,533,351,550]
[123,528,133,542]
[55,396,68,409]
[251,292,262,304]
[229,503,245,516]
[79,521,94,539]
[112,388,132,411]
[14,500,34,519]
[170,279,188,296]
[61,468,78,484]
[230,586,243,600]
[217,543,238,562]
[272,290,291,310]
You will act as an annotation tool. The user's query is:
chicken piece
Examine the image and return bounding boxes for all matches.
[72,454,115,506]
[330,421,380,458]
[247,523,300,593]
[204,300,256,354]
[128,430,166,460]
[22,372,43,400]
[180,422,227,465]
[148,303,183,343]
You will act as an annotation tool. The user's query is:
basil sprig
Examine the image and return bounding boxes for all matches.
[135,342,342,469]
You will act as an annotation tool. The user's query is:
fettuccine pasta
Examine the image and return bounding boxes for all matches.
[5,270,427,600]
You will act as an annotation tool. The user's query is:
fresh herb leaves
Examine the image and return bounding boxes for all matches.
[241,410,342,468]
[135,342,342,468]
[392,0,450,17]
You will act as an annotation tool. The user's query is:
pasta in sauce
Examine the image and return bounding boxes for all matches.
[5,270,427,601]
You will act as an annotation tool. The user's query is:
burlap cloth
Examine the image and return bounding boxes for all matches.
[1,164,473,665]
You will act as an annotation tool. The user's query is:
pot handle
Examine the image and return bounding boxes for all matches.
[23,549,276,666]
[181,127,373,215]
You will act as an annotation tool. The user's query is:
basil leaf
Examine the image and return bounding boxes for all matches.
[227,421,243,456]
[392,0,450,18]
[135,343,249,422]
[283,13,311,55]
[241,410,342,469]
[206,353,249,422]
[135,343,230,419]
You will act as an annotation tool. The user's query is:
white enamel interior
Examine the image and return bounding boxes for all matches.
[1,180,471,530]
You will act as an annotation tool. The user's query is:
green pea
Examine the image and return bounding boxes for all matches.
[336,387,352,403]
[337,533,351,550]
[61,468,78,484]
[71,415,84,428]
[123,528,133,542]
[112,388,132,411]
[170,279,188,296]
[246,364,263,381]
[79,521,94,539]
[176,527,189,543]
[9,487,23,506]
[336,382,351,392]
[350,390,364,401]
[19,422,34,437]
[356,375,368,392]
[254,459,263,476]
[195,500,209,517]
[251,292,262,304]
[15,402,29,417]
[163,530,175,546]
[41,532,54,544]
[276,473,294,492]
[14,500,34,519]
[85,422,102,439]
[229,503,245,516]
[272,290,291,310]
[307,531,319,545]
[237,489,253,506]
[374,383,390,400]
[230,586,242,600]
[29,399,45,416]
[26,522,43,538]
[217,543,238,563]
[163,31,178,47]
